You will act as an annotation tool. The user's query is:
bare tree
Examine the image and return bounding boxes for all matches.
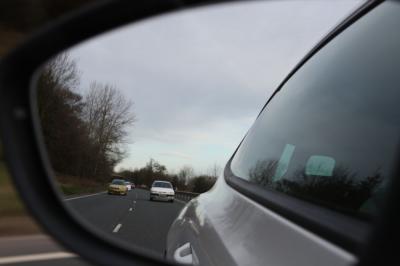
[82,82,136,175]
[45,53,80,90]
[37,53,81,126]
[37,55,137,182]
[37,54,87,177]
[178,165,195,187]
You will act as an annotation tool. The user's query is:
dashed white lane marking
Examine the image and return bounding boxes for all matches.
[64,191,106,201]
[113,224,122,233]
[129,208,133,211]
[0,252,76,265]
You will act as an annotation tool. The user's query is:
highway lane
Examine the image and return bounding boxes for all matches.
[0,189,184,265]
[65,188,185,258]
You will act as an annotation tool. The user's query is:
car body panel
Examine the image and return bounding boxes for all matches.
[108,184,127,195]
[167,176,355,266]
[108,180,128,195]
[151,194,175,202]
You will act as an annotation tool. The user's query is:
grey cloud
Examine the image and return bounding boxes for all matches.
[159,152,192,160]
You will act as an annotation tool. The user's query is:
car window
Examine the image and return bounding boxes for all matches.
[230,2,400,218]
[153,182,172,188]
[111,179,125,185]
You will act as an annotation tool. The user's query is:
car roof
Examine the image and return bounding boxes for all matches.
[152,180,171,184]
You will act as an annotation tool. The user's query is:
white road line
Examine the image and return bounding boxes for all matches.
[0,252,76,265]
[129,208,133,211]
[113,224,122,233]
[64,191,106,201]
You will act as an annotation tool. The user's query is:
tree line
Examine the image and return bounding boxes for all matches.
[117,158,218,193]
[37,54,218,194]
[37,54,135,181]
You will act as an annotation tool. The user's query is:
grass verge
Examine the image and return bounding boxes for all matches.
[0,162,42,236]
[57,174,107,196]
[0,163,26,217]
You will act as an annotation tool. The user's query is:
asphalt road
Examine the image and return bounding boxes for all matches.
[65,188,185,257]
[0,189,185,265]
[0,235,87,266]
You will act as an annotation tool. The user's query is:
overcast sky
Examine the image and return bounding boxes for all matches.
[65,0,362,175]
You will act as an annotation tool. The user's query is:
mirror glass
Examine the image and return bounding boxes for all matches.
[33,0,361,263]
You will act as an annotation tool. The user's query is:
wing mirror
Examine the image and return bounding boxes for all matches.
[0,1,246,265]
[1,1,398,266]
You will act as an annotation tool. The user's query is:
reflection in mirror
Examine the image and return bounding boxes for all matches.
[33,0,361,263]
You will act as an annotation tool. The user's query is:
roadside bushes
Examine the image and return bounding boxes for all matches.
[117,159,218,193]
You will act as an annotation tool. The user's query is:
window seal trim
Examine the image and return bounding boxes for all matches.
[224,0,383,255]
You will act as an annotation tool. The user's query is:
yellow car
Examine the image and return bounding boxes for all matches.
[108,179,128,196]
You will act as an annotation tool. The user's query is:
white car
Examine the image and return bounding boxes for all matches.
[149,181,175,202]
[124,181,132,191]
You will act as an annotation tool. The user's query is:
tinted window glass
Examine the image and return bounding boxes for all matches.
[111,179,125,185]
[231,2,400,218]
[153,182,172,188]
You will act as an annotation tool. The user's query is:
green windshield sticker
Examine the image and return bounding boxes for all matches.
[272,144,295,182]
[305,155,335,176]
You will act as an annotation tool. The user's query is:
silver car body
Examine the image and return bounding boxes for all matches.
[166,176,354,266]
